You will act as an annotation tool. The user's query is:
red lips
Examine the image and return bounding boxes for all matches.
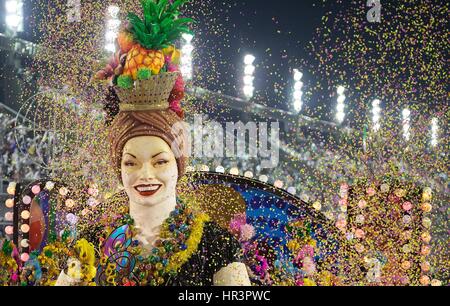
[134,184,162,197]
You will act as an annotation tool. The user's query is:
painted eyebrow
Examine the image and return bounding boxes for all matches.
[124,152,168,159]
[152,151,168,158]
[124,153,137,158]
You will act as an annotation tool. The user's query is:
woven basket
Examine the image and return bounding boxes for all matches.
[115,72,179,111]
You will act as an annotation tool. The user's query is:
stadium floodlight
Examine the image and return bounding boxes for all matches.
[5,0,24,34]
[431,118,438,147]
[104,5,121,53]
[242,54,256,99]
[181,33,194,80]
[244,54,256,65]
[371,99,381,132]
[336,86,346,124]
[293,69,304,113]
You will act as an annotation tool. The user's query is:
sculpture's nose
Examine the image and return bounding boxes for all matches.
[140,162,156,180]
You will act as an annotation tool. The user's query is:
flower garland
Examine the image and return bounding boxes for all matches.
[0,240,18,285]
[165,213,210,272]
[97,197,210,286]
[0,194,209,286]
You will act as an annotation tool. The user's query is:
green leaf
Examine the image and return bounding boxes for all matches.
[157,0,169,18]
[172,17,193,26]
[160,19,173,31]
[165,32,181,42]
[169,0,186,13]
[148,1,158,18]
[128,12,146,33]
[2,241,12,255]
[174,26,191,34]
[152,23,161,35]
[131,0,193,47]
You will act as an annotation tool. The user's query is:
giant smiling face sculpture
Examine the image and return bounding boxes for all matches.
[121,136,178,207]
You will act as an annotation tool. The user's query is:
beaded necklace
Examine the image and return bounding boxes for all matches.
[97,197,209,286]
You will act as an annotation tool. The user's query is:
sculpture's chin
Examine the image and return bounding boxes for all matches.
[127,186,167,207]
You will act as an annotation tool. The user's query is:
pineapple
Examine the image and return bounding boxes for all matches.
[122,0,193,80]
[123,46,165,79]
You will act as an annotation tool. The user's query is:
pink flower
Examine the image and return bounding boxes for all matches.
[166,58,185,118]
[296,245,314,262]
[169,99,183,114]
[338,198,348,206]
[358,199,368,209]
[166,56,179,73]
[173,74,185,92]
[229,213,247,235]
[254,254,269,277]
[295,278,304,286]
[340,183,349,193]
[11,272,18,282]
[239,224,255,241]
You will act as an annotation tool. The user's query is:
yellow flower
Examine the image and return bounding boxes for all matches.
[75,239,96,266]
[107,263,116,270]
[100,257,108,266]
[82,264,97,281]
[106,275,116,284]
[105,268,114,276]
[303,278,316,286]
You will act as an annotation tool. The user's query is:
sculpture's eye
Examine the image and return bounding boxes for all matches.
[155,160,168,166]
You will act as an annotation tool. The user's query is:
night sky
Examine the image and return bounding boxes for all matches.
[192,0,329,108]
[12,0,330,111]
[2,0,447,125]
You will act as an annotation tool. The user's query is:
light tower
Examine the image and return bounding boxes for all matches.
[371,99,381,132]
[243,54,256,100]
[431,118,438,147]
[5,0,24,34]
[104,5,121,53]
[293,69,304,113]
[181,33,194,81]
[336,86,346,124]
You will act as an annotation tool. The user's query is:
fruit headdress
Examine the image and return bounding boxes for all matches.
[95,0,193,118]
